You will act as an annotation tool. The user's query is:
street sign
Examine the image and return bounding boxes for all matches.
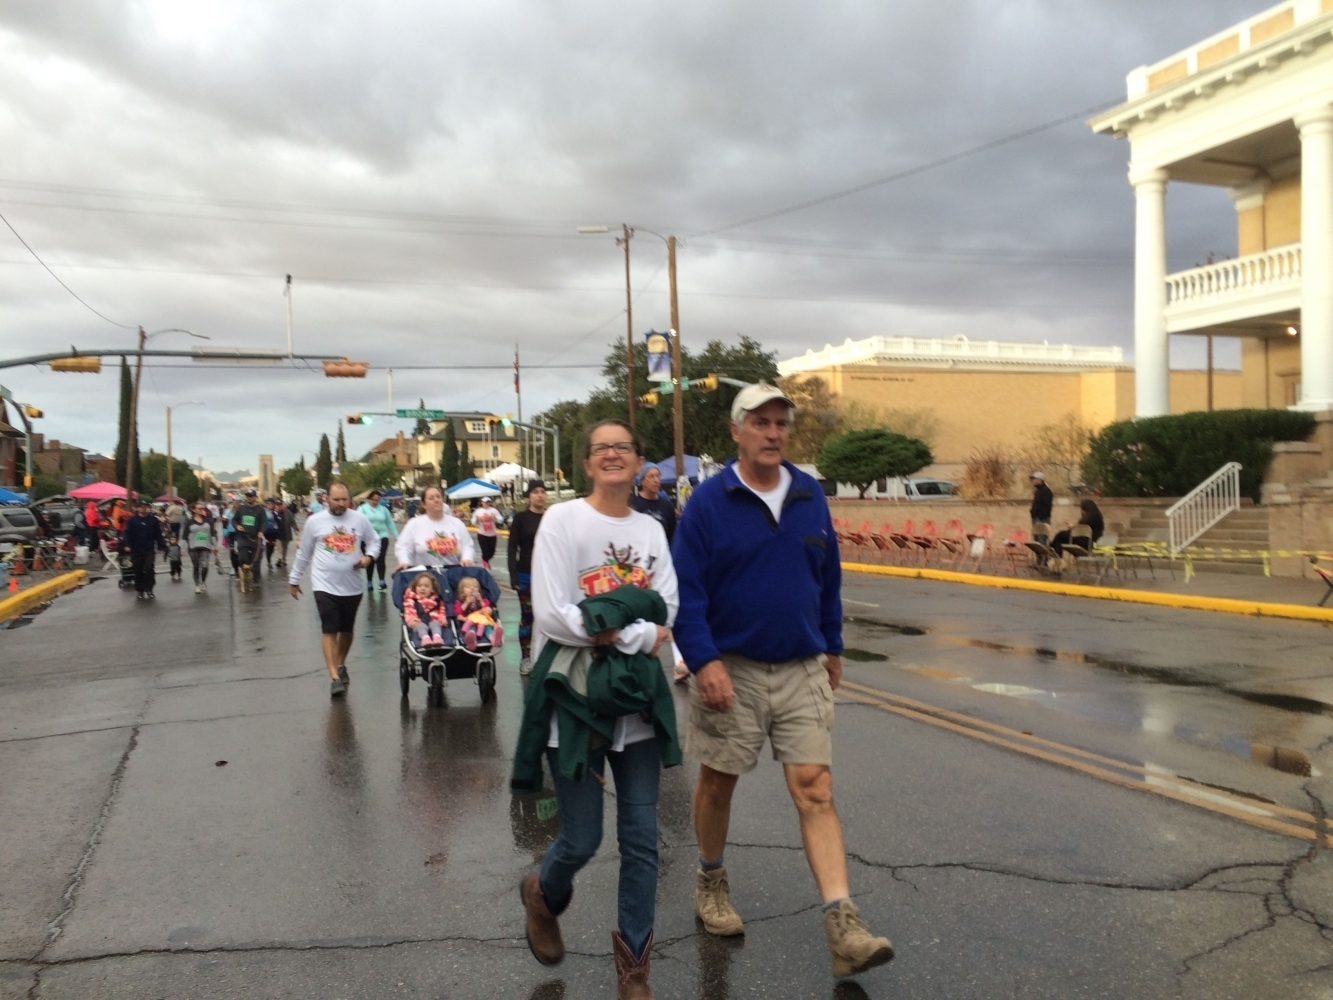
[396,408,446,419]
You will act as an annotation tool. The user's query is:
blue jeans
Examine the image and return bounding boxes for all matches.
[539,737,660,957]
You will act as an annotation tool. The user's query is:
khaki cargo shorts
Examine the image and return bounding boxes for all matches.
[687,653,834,774]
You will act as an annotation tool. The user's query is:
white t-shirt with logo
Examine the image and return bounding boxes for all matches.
[471,506,505,538]
[394,513,476,568]
[532,498,678,751]
[738,464,792,523]
[289,510,381,596]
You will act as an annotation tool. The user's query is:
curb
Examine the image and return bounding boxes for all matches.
[842,562,1333,625]
[0,570,89,624]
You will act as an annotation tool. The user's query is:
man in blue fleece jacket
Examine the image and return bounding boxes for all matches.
[673,383,894,980]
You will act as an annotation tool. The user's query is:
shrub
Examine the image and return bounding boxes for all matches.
[958,447,1015,499]
[1082,409,1315,501]
[817,428,933,498]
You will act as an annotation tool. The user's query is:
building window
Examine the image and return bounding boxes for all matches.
[467,420,486,433]
[491,445,500,458]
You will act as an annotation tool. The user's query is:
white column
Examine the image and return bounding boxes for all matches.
[1131,167,1170,417]
[1296,104,1333,410]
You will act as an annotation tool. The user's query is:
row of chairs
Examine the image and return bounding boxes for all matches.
[833,518,1176,584]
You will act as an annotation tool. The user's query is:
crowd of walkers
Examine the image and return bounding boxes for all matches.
[116,381,887,995]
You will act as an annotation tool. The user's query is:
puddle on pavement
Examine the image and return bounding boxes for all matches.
[843,615,927,636]
[841,647,889,662]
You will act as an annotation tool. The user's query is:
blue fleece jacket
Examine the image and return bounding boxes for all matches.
[672,460,842,670]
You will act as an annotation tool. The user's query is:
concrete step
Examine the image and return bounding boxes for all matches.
[1128,513,1269,528]
[1183,560,1270,576]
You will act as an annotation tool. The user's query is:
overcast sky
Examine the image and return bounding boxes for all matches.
[0,0,1262,475]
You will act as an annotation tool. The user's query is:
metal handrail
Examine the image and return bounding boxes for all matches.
[1165,462,1242,556]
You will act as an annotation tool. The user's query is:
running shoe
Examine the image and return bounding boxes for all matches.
[330,678,347,698]
[338,665,350,686]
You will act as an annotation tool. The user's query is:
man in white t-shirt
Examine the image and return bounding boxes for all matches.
[288,482,380,698]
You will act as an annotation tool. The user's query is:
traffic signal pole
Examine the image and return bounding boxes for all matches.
[668,236,685,508]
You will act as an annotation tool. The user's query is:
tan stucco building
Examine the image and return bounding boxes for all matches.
[778,335,1238,472]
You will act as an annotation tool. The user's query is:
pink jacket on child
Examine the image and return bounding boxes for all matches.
[404,592,447,628]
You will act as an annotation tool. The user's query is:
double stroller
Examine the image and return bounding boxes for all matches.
[393,565,500,707]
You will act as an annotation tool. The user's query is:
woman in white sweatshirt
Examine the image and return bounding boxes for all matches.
[518,418,676,996]
[393,485,475,572]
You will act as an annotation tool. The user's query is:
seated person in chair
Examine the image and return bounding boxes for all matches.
[1051,499,1104,556]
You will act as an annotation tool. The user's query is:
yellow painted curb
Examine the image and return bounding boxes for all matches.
[0,570,88,623]
[842,562,1333,624]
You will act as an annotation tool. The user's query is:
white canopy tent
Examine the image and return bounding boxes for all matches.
[487,462,538,485]
[445,478,503,500]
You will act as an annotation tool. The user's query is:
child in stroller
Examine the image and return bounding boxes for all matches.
[453,575,502,651]
[403,572,452,649]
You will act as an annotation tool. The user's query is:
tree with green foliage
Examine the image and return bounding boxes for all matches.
[315,434,333,488]
[441,420,460,485]
[817,428,933,498]
[139,451,203,503]
[113,357,142,491]
[458,440,475,480]
[335,426,347,464]
[280,456,314,498]
[32,472,66,500]
[414,399,431,438]
[341,458,403,496]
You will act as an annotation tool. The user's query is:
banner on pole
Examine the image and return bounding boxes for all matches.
[645,330,671,381]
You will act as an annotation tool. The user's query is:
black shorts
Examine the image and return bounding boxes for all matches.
[314,591,362,635]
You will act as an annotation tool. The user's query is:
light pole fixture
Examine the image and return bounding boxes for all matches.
[165,401,204,500]
[126,328,210,500]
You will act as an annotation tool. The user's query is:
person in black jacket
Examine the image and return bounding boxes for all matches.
[507,479,547,675]
[121,499,166,599]
[1052,499,1105,556]
[1029,472,1054,544]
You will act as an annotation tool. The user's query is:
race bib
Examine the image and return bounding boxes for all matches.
[241,515,256,527]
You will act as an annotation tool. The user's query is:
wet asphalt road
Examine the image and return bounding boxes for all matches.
[2,547,1332,999]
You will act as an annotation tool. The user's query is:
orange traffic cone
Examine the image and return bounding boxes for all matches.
[7,577,18,592]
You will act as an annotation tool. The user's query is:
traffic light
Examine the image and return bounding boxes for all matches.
[23,405,42,418]
[346,414,373,425]
[323,359,369,378]
[639,390,660,407]
[697,374,719,392]
[49,356,102,373]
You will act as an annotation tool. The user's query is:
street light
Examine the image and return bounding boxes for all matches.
[126,328,210,500]
[165,401,204,500]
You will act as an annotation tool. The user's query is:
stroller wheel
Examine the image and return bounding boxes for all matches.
[429,663,445,707]
[399,657,411,697]
[478,659,496,704]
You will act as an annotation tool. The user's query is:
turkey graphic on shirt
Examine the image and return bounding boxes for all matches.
[425,533,459,556]
[322,528,357,555]
[578,540,656,597]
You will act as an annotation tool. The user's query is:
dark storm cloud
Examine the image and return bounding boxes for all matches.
[0,0,1262,469]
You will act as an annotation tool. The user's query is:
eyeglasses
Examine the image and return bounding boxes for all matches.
[589,441,637,457]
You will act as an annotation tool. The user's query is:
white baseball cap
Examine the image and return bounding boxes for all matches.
[730,383,796,425]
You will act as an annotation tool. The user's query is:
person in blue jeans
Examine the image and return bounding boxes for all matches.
[519,419,678,999]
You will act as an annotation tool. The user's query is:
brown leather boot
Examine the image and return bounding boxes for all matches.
[520,873,564,965]
[611,929,654,999]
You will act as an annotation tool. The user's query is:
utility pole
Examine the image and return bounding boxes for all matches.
[1206,334,1214,412]
[514,344,523,472]
[617,225,635,430]
[668,236,685,508]
[166,406,173,499]
[285,274,293,357]
[125,326,147,499]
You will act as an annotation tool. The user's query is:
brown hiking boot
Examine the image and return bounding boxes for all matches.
[823,899,894,977]
[520,872,564,966]
[611,930,654,999]
[695,867,744,936]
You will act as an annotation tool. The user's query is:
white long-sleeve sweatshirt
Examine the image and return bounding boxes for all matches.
[393,513,475,569]
[532,498,678,750]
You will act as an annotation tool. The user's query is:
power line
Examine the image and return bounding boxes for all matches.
[0,210,135,329]
[693,99,1118,238]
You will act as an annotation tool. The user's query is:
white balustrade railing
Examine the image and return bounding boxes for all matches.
[1166,462,1242,556]
[1166,245,1301,307]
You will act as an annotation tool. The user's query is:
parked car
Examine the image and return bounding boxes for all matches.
[31,495,81,535]
[902,478,956,498]
[0,505,38,545]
